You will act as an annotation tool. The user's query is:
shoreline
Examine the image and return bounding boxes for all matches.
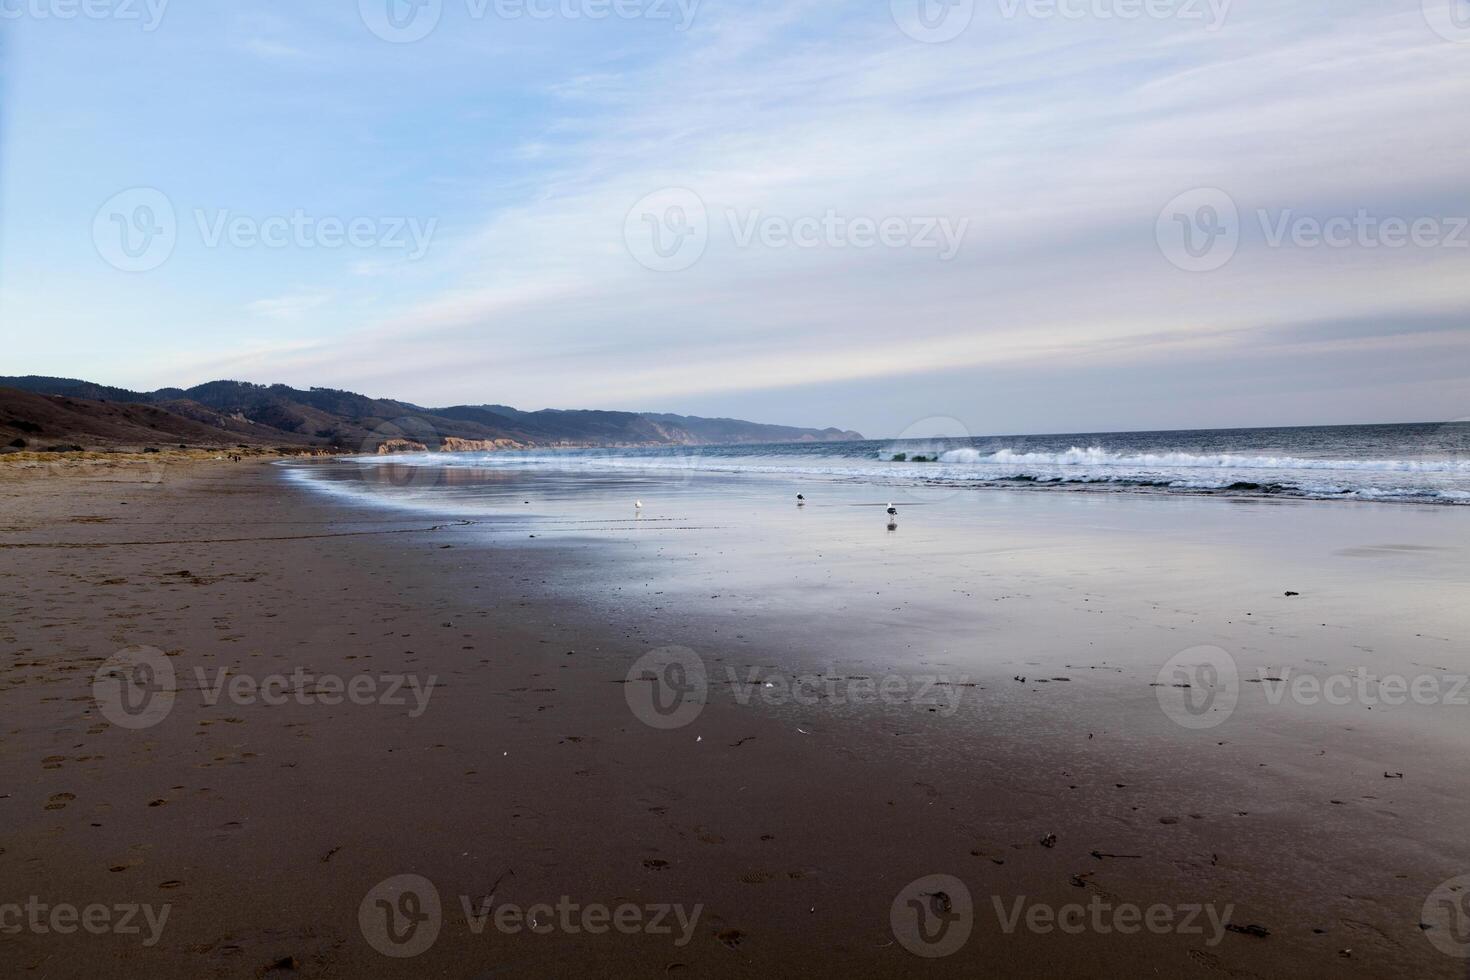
[12,438,1468,509]
[1,460,1467,976]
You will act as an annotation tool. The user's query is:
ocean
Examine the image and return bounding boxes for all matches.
[289,421,1470,507]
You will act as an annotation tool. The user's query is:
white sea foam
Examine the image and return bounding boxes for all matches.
[934,446,1470,473]
[320,442,1470,505]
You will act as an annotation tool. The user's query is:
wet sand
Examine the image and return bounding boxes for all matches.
[1,457,1468,977]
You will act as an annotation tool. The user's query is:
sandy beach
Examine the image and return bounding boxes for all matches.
[2,456,1468,977]
[8,0,1468,975]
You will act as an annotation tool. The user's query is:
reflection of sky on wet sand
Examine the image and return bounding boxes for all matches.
[275,456,1470,936]
[284,459,1470,720]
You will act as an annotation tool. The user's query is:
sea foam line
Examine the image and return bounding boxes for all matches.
[933,446,1470,472]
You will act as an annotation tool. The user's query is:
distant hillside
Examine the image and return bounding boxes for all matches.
[0,386,313,452]
[642,412,864,445]
[0,376,863,453]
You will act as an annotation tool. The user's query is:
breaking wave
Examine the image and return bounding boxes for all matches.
[319,423,1470,505]
[933,447,1470,473]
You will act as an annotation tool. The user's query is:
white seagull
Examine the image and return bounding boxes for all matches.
[886,502,898,518]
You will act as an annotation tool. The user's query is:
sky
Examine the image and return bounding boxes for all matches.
[1,0,1468,438]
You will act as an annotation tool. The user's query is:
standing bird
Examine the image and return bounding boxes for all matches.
[886,502,898,519]
[635,499,643,511]
[796,493,805,506]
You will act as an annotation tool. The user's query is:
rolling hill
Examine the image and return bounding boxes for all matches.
[0,376,863,453]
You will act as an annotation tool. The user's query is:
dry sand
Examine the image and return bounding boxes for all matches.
[1,456,1467,977]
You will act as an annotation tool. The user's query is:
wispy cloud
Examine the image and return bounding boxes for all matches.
[242,2,1466,415]
[239,37,310,60]
[248,291,332,321]
[6,0,1467,431]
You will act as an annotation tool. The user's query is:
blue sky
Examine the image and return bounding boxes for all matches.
[2,0,1468,437]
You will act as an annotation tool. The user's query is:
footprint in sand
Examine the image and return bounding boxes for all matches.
[739,871,778,884]
[45,792,76,810]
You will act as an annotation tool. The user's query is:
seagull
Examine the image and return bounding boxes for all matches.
[635,499,643,510]
[796,493,805,506]
[886,502,898,518]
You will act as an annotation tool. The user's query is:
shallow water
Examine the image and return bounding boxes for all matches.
[288,421,1470,506]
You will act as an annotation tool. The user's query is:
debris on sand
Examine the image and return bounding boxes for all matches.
[1040,833,1057,848]
[925,890,953,913]
[1226,923,1271,938]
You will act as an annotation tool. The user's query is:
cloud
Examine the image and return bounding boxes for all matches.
[239,38,310,60]
[219,3,1462,411]
[247,291,332,321]
[12,0,1469,429]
